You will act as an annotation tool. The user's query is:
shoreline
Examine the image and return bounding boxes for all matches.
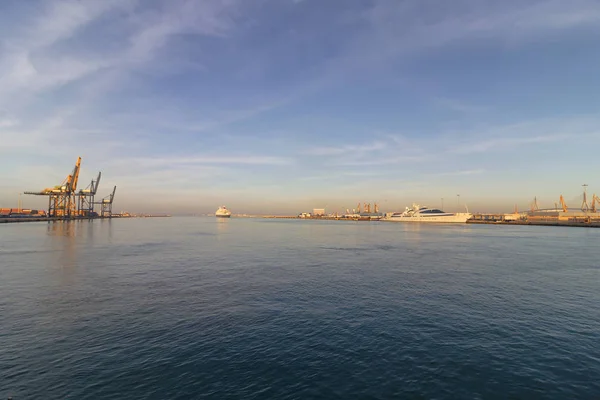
[3,214,600,228]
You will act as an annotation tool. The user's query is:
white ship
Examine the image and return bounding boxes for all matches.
[384,204,472,223]
[215,206,232,218]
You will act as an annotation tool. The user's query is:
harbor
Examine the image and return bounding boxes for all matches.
[255,215,600,228]
[1,156,172,224]
[256,190,600,228]
[3,156,599,229]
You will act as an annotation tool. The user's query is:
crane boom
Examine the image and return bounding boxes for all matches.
[70,157,82,193]
[559,195,568,213]
[93,172,102,194]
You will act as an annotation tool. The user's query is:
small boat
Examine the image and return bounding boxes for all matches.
[215,206,232,218]
[384,204,471,223]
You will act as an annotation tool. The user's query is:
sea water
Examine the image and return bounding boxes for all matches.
[1,218,599,399]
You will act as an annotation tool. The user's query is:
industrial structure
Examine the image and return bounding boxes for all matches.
[527,185,600,224]
[24,157,116,219]
[97,186,117,218]
[78,172,101,217]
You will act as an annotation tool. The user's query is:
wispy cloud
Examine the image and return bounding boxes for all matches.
[445,117,600,154]
[450,135,566,154]
[331,155,430,167]
[296,115,600,170]
[365,0,600,53]
[433,97,489,113]
[114,155,293,168]
[312,0,600,85]
[0,0,245,106]
[305,141,386,156]
[25,0,132,48]
[427,169,486,177]
[0,117,18,129]
[125,0,240,65]
[0,1,131,101]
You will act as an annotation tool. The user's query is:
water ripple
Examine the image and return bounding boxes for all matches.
[1,219,599,399]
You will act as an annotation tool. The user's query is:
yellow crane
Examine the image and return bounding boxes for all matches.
[591,194,599,213]
[25,157,82,217]
[559,195,568,213]
[71,156,82,193]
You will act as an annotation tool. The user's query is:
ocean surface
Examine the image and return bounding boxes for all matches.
[1,217,599,399]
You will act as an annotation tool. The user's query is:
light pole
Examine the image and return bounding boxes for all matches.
[441,197,444,210]
[457,194,460,210]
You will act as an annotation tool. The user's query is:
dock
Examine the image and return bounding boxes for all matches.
[0,214,169,224]
[468,213,600,228]
[261,215,381,221]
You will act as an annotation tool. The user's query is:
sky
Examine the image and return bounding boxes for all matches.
[1,0,600,214]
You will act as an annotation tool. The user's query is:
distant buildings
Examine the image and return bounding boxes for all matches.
[0,208,46,217]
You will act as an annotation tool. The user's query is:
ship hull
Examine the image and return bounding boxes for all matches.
[384,213,471,223]
[215,214,231,218]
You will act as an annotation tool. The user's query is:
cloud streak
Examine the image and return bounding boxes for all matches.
[305,141,386,156]
[113,155,293,168]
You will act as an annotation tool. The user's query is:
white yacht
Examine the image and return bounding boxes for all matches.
[384,204,472,223]
[215,206,232,218]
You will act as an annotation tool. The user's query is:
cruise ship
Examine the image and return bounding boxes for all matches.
[215,206,232,218]
[384,204,472,223]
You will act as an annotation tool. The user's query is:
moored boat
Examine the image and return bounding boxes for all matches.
[383,204,471,223]
[215,206,232,218]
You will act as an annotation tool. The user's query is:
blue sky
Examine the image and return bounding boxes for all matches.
[1,0,600,214]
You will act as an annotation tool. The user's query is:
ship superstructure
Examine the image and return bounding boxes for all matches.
[384,204,471,223]
[215,206,232,218]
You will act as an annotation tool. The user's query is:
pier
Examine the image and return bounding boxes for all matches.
[467,219,600,228]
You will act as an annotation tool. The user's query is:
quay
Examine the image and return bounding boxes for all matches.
[0,214,169,224]
[468,219,600,228]
[261,215,381,221]
[0,216,113,224]
[259,213,600,228]
[468,213,600,228]
[1,217,56,224]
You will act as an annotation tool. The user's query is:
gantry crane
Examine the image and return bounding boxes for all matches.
[24,157,82,218]
[559,195,568,213]
[96,186,117,217]
[78,172,101,217]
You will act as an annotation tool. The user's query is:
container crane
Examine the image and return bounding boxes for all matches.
[24,157,82,218]
[559,195,568,213]
[78,171,101,217]
[591,194,599,213]
[96,186,116,217]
